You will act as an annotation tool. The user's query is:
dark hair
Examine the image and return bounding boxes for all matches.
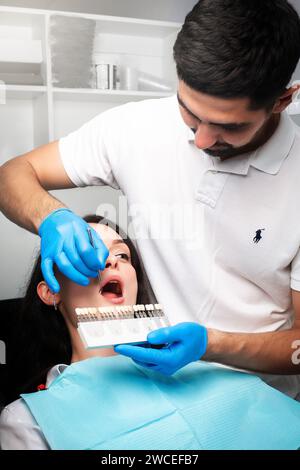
[174,0,300,110]
[9,215,154,400]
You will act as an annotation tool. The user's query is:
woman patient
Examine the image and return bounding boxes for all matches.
[0,214,153,450]
[1,215,300,451]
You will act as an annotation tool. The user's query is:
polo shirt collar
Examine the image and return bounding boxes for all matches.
[187,111,296,176]
[250,112,295,175]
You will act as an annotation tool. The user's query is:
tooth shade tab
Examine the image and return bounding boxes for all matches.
[146,304,155,318]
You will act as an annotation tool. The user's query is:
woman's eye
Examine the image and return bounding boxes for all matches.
[115,253,130,261]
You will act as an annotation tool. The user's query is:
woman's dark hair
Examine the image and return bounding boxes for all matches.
[9,215,154,400]
[174,0,300,110]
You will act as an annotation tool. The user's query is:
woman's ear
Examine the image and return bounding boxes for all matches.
[272,84,300,114]
[37,281,61,308]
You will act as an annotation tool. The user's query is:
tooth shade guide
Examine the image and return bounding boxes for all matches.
[75,303,169,349]
[75,304,164,321]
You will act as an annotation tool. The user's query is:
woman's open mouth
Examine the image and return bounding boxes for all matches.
[99,276,125,305]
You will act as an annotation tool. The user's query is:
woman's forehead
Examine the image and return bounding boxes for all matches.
[89,223,123,246]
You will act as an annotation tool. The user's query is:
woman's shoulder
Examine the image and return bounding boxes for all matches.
[0,397,32,424]
[0,397,49,450]
[0,364,68,450]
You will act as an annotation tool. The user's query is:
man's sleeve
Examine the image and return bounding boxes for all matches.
[58,105,125,189]
[291,248,300,291]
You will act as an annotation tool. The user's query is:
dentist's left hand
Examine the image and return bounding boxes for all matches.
[115,322,208,376]
[38,208,109,293]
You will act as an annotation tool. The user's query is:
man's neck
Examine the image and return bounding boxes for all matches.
[251,112,281,152]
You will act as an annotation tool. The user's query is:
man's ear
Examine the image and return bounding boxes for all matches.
[272,84,300,114]
[37,281,61,307]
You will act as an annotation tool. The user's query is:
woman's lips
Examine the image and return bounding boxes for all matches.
[101,292,125,305]
[99,274,125,305]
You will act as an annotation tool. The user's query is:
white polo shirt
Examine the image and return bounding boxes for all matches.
[59,95,300,398]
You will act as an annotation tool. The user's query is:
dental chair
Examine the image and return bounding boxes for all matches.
[0,298,23,407]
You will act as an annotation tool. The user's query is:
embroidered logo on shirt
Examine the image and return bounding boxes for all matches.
[253,229,265,244]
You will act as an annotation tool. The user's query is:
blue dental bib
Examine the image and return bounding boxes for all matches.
[22,356,300,450]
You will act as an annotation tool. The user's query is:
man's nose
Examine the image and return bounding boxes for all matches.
[194,123,218,150]
[105,255,118,269]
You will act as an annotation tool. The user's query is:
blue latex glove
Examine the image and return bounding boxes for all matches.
[38,208,109,293]
[114,322,208,376]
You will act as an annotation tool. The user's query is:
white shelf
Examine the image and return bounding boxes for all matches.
[0,5,181,37]
[93,17,180,38]
[53,87,173,102]
[4,85,47,99]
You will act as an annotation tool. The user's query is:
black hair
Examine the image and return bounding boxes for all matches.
[173,0,300,110]
[8,215,154,400]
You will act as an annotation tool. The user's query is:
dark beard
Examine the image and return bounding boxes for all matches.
[203,146,241,158]
[201,113,280,161]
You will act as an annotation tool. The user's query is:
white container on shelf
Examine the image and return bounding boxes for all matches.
[94,53,120,90]
[95,63,109,89]
[95,62,119,90]
[120,66,138,91]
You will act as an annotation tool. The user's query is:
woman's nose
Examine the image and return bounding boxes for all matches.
[105,255,118,269]
[194,123,218,150]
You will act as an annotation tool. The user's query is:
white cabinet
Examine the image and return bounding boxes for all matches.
[0,6,180,159]
[0,6,180,300]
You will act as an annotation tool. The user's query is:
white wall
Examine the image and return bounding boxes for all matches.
[287,1,300,125]
[0,0,197,21]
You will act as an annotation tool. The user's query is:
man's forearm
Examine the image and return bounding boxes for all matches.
[0,158,66,234]
[204,327,300,375]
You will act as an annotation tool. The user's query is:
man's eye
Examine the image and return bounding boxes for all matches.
[222,126,247,133]
[115,253,130,261]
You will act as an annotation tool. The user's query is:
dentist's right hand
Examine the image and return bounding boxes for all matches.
[38,208,109,293]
